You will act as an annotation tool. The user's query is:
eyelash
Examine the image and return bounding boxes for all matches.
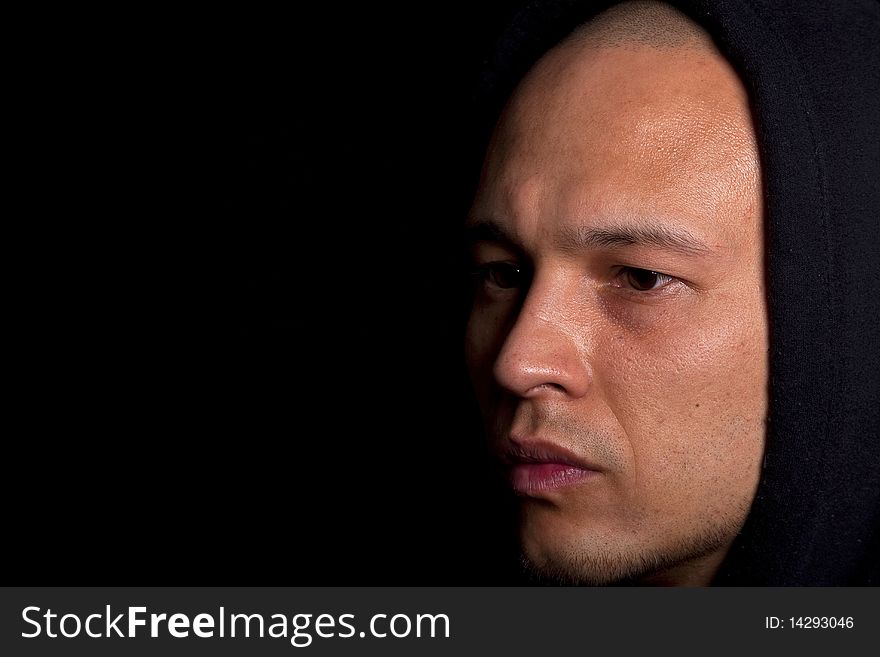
[609,267,677,293]
[471,262,679,294]
[470,261,527,291]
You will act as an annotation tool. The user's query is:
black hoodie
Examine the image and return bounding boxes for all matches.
[471,0,880,585]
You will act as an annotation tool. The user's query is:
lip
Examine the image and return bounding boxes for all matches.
[500,440,601,496]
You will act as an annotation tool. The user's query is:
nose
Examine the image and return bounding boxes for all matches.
[492,277,592,400]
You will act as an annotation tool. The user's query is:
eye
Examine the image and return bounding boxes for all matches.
[613,267,676,292]
[472,261,528,290]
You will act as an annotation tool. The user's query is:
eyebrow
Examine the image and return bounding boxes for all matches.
[465,219,715,257]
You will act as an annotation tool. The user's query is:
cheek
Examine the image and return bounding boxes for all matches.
[599,295,769,498]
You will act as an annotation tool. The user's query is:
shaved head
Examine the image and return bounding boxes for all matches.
[566,0,714,51]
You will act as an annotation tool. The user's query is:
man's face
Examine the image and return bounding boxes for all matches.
[465,41,769,585]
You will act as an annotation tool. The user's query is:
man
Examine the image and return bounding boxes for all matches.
[465,0,879,585]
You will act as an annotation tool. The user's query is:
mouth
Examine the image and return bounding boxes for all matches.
[500,440,602,496]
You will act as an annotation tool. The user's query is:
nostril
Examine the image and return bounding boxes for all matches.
[520,381,569,398]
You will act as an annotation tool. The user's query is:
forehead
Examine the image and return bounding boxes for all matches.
[472,42,760,245]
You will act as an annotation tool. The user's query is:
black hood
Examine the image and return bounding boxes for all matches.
[471,0,880,585]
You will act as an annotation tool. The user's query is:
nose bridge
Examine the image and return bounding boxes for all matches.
[519,275,579,341]
[493,270,592,398]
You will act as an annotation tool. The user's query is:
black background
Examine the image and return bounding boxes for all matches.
[14,3,531,584]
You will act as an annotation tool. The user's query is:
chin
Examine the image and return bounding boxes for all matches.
[518,534,648,586]
[517,510,740,586]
